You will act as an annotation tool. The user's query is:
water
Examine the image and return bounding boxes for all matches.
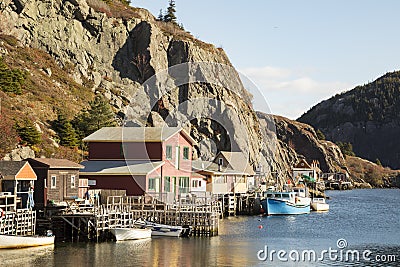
[1,189,399,266]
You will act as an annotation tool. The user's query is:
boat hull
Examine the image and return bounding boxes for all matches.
[0,235,55,249]
[110,228,151,241]
[135,220,191,237]
[311,202,329,211]
[266,198,310,215]
[150,226,183,237]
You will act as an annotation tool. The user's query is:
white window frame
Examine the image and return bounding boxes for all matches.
[71,175,76,188]
[51,175,57,189]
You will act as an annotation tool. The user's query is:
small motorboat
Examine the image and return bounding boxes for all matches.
[134,219,191,237]
[311,198,329,212]
[0,234,55,249]
[110,227,151,241]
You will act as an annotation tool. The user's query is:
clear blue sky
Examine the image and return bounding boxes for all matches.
[132,0,400,119]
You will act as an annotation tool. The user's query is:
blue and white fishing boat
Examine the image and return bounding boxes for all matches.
[261,191,311,215]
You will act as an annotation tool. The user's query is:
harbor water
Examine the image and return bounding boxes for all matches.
[1,189,399,266]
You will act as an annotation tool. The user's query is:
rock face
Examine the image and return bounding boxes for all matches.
[256,113,347,178]
[3,146,35,161]
[0,0,347,182]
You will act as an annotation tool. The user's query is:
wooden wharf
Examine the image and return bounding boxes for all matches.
[0,194,37,236]
[50,195,221,241]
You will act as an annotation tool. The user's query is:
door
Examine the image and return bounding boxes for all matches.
[63,174,68,200]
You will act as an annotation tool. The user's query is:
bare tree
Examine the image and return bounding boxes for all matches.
[131,53,151,83]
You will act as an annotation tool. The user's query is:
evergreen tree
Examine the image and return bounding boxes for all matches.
[164,0,177,24]
[72,95,117,139]
[0,57,26,95]
[337,141,356,157]
[316,129,325,140]
[157,9,164,21]
[15,118,41,146]
[53,113,79,148]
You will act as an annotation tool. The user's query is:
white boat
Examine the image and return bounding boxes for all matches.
[135,220,191,237]
[110,227,151,241]
[311,198,329,211]
[0,234,55,249]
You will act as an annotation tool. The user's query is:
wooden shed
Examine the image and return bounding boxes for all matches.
[27,158,84,208]
[0,161,37,209]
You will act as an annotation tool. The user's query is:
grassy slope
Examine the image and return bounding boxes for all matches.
[346,156,400,187]
[0,34,94,161]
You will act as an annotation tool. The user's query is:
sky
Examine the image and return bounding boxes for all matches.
[131,0,400,119]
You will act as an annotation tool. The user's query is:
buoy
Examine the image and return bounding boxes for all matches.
[258,225,263,229]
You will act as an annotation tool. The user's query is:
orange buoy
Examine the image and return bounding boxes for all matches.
[258,225,263,229]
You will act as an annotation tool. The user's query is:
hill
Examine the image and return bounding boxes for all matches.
[0,0,350,186]
[298,71,400,169]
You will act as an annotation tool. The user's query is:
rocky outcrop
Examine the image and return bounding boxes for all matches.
[3,146,35,161]
[256,113,347,178]
[0,0,347,183]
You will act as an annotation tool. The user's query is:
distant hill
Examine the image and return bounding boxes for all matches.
[298,71,400,169]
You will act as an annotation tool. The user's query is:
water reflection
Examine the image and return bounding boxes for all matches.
[0,245,55,267]
[0,190,399,266]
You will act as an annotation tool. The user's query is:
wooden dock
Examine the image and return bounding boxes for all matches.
[0,194,37,236]
[50,195,221,241]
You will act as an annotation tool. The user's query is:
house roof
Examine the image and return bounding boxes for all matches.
[28,158,84,169]
[192,160,245,175]
[0,161,27,176]
[294,159,312,169]
[79,160,164,176]
[0,161,37,180]
[82,127,196,144]
[215,151,255,175]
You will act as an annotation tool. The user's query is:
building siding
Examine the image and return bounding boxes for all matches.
[79,175,146,196]
[88,142,162,160]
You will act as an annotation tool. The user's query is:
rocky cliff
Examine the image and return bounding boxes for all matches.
[0,0,347,182]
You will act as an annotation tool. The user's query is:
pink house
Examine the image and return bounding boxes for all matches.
[80,127,196,202]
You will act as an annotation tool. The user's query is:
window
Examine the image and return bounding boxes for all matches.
[71,175,76,188]
[164,176,170,192]
[166,145,172,160]
[218,158,223,166]
[148,178,156,191]
[192,180,201,188]
[179,177,189,193]
[183,147,189,160]
[175,146,180,169]
[44,178,47,188]
[51,175,56,189]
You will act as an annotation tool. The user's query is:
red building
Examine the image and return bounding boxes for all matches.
[80,127,196,202]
